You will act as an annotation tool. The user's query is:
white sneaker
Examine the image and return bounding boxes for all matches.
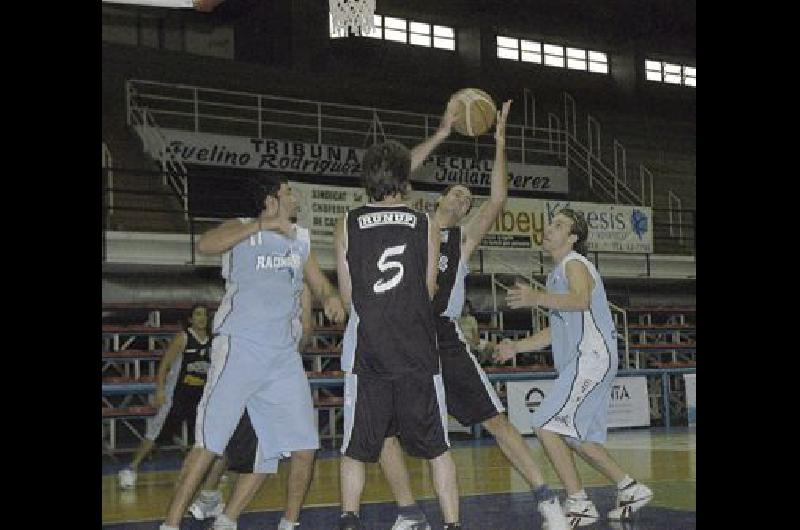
[118,468,137,489]
[537,497,570,530]
[607,481,653,520]
[158,525,178,530]
[391,514,431,530]
[563,497,599,527]
[188,494,225,520]
[213,513,237,530]
[278,517,301,530]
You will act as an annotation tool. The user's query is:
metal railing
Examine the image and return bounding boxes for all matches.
[126,80,692,219]
[522,90,667,208]
[127,79,571,167]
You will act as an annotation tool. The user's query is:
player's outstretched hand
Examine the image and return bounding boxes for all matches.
[324,295,346,324]
[494,339,518,363]
[506,281,540,309]
[439,105,458,136]
[494,99,512,143]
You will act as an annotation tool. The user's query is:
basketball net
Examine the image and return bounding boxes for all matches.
[329,0,376,37]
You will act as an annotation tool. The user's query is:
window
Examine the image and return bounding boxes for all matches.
[520,40,542,63]
[497,35,608,75]
[409,21,431,47]
[383,16,407,43]
[645,60,662,81]
[433,25,455,50]
[331,12,454,51]
[543,44,565,67]
[683,66,696,87]
[566,47,587,70]
[645,59,696,88]
[497,36,519,60]
[588,51,608,73]
[663,62,682,84]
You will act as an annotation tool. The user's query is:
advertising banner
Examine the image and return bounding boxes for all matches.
[160,129,569,192]
[293,181,653,253]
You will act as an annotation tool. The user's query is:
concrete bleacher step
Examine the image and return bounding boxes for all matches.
[103,118,188,233]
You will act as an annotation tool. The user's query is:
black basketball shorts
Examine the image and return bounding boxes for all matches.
[341,371,450,462]
[438,320,505,427]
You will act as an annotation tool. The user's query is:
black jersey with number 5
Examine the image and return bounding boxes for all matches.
[343,204,438,376]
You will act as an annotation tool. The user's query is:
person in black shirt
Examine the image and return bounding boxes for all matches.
[118,304,215,489]
[334,140,461,530]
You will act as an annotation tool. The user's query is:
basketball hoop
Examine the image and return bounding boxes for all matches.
[329,0,376,37]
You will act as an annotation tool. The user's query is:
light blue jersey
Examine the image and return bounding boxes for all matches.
[546,251,617,374]
[530,251,618,442]
[196,220,319,469]
[213,220,310,350]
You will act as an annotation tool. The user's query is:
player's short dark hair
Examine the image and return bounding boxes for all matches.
[437,184,473,216]
[361,140,411,202]
[245,175,288,216]
[185,303,213,337]
[558,208,589,256]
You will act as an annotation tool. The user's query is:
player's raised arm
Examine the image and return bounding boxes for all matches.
[462,100,512,259]
[197,218,261,255]
[410,106,457,173]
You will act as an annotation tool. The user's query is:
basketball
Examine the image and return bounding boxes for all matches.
[447,88,497,137]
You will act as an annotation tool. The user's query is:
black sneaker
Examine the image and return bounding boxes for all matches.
[338,512,364,530]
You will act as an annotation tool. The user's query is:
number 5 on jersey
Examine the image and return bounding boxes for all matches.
[373,244,406,294]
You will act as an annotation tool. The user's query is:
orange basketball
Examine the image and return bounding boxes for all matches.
[447,88,497,137]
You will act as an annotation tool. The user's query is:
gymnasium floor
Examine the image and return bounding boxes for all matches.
[102,427,696,529]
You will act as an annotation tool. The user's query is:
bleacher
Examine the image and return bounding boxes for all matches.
[102,298,696,453]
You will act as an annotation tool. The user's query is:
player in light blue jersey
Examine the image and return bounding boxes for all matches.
[160,177,346,530]
[496,209,653,527]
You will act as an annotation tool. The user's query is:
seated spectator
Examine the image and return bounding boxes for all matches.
[458,299,495,365]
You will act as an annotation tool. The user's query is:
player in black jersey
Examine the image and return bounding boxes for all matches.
[378,101,569,530]
[334,140,462,530]
[118,304,219,489]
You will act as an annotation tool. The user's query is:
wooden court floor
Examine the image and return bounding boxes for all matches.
[102,427,695,528]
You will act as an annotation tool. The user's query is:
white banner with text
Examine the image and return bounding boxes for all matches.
[159,129,568,193]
